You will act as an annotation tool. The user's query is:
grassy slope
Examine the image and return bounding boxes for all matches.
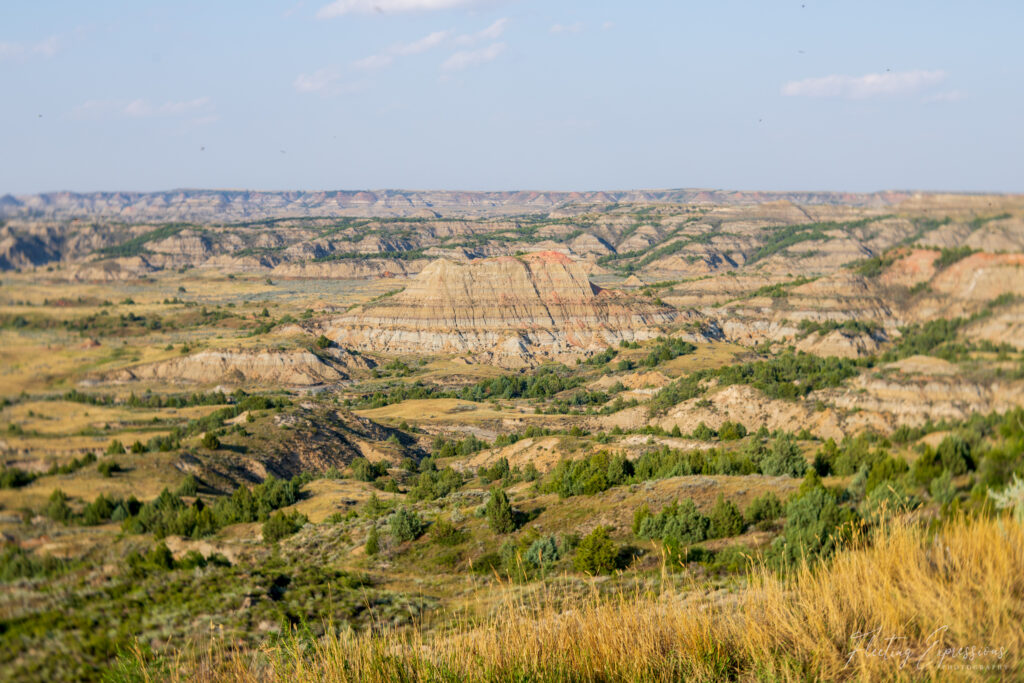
[123,513,1023,682]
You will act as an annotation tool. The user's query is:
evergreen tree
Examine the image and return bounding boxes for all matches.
[365,525,380,556]
[485,488,516,534]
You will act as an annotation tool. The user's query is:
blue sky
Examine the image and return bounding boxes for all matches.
[1,0,1022,194]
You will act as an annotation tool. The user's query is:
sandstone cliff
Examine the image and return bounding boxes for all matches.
[327,252,679,366]
[105,349,359,386]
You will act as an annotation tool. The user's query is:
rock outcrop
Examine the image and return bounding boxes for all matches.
[106,349,359,386]
[327,252,679,366]
[0,189,918,222]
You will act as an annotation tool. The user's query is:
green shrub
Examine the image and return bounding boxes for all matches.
[545,450,633,498]
[632,503,651,535]
[177,550,207,570]
[780,482,853,562]
[935,435,974,475]
[365,525,380,556]
[718,420,748,441]
[865,456,909,494]
[98,461,122,478]
[929,469,956,505]
[934,246,976,269]
[760,433,807,477]
[388,506,425,543]
[640,337,696,367]
[0,467,36,489]
[479,458,510,483]
[0,547,72,581]
[45,489,73,523]
[408,467,463,501]
[201,432,220,450]
[861,480,919,523]
[485,489,516,534]
[262,510,308,543]
[430,517,468,546]
[525,535,560,569]
[314,334,331,349]
[573,526,617,574]
[175,475,199,496]
[744,491,783,526]
[350,457,387,482]
[708,495,745,538]
[638,499,709,545]
[691,422,716,440]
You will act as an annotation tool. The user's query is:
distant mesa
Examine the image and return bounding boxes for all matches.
[0,188,917,222]
[326,251,678,366]
[103,349,369,387]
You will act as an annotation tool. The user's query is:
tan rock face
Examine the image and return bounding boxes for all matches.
[929,253,1024,302]
[814,355,1024,427]
[794,329,885,359]
[327,252,677,366]
[107,350,352,386]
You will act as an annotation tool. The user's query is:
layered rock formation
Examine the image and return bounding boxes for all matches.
[105,349,364,386]
[0,189,918,222]
[327,252,679,366]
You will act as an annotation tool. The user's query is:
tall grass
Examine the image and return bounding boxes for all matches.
[118,514,1023,682]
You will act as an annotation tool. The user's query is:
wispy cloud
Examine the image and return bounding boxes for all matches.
[0,35,60,60]
[294,67,345,92]
[455,18,506,44]
[393,29,452,55]
[351,54,394,70]
[550,22,583,34]
[317,0,483,18]
[923,89,966,103]
[781,69,946,99]
[441,41,505,70]
[351,21,505,72]
[352,28,452,70]
[72,97,213,119]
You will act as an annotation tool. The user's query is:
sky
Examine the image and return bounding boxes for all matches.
[1,0,1022,195]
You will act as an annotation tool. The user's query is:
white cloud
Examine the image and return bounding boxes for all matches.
[317,0,482,18]
[455,18,506,44]
[352,54,394,70]
[781,69,946,99]
[32,35,59,57]
[352,28,452,70]
[73,97,213,118]
[550,22,583,34]
[294,67,345,92]
[602,21,614,30]
[0,35,60,60]
[923,89,966,103]
[441,41,504,70]
[392,29,452,55]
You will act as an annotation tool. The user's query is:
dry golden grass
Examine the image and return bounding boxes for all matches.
[356,398,540,423]
[283,478,401,523]
[2,400,216,435]
[128,513,1023,682]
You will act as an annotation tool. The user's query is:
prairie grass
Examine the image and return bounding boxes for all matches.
[118,513,1023,682]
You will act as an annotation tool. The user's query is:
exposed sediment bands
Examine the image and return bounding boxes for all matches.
[327,251,678,365]
[104,349,358,386]
[0,188,918,222]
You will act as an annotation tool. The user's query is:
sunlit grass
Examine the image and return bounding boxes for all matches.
[122,513,1023,682]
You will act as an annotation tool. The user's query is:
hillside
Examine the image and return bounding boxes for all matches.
[1,192,1023,681]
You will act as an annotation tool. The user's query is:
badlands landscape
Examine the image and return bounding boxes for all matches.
[2,189,1024,680]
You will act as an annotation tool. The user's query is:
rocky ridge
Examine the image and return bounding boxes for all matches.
[104,349,368,386]
[0,188,919,222]
[327,251,682,366]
